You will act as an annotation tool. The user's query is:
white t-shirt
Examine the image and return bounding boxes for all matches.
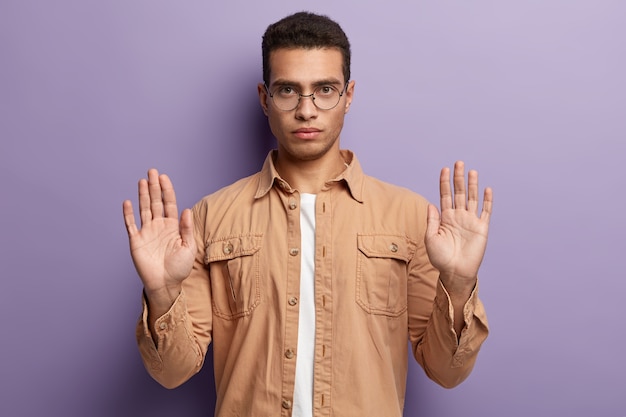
[292,193,316,417]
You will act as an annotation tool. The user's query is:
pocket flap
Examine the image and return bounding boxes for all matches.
[205,234,262,263]
[357,234,412,262]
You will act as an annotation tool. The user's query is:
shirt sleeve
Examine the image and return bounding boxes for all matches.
[409,273,489,387]
[407,207,489,388]
[135,203,213,389]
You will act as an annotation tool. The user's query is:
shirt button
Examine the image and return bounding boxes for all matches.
[289,248,299,256]
[282,399,292,409]
[159,322,167,330]
[288,297,298,306]
[389,243,398,253]
[285,348,295,359]
[288,199,297,210]
[223,243,234,255]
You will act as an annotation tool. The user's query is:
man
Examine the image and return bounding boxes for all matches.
[123,11,492,417]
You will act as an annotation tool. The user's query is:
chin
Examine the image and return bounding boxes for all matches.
[287,142,337,162]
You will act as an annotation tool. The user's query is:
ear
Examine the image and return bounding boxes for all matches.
[258,83,270,116]
[344,80,355,114]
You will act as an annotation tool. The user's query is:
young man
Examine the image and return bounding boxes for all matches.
[123,12,492,417]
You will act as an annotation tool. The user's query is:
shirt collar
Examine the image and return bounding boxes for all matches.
[255,149,364,203]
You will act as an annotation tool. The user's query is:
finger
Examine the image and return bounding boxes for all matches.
[138,178,151,226]
[439,167,452,211]
[122,200,138,236]
[160,174,179,219]
[180,208,195,248]
[425,203,441,239]
[453,161,466,210]
[148,169,164,219]
[467,169,479,215]
[480,186,493,222]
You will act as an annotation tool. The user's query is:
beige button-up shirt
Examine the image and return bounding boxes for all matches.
[136,150,489,417]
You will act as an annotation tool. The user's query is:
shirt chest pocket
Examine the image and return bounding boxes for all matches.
[205,234,262,320]
[356,234,415,317]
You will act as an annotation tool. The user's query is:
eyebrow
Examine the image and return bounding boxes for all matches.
[270,78,344,89]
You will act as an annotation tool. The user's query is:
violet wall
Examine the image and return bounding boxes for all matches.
[1,1,624,416]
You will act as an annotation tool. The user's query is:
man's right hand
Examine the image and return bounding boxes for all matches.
[123,169,196,318]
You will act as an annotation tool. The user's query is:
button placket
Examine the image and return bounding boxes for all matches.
[314,192,333,409]
[280,188,303,412]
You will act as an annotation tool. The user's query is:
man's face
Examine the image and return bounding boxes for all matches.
[258,47,354,163]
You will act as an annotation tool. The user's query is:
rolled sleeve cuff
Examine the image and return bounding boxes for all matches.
[136,289,187,372]
[434,279,489,367]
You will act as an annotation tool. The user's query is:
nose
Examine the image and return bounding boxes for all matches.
[294,93,318,120]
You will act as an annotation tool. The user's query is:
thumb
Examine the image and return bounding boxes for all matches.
[179,208,196,249]
[425,203,441,240]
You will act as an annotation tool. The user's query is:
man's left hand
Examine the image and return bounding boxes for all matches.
[425,161,493,297]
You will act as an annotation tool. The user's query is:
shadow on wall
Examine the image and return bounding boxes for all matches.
[100,81,273,416]
[241,87,275,171]
[101,345,217,417]
[190,67,276,194]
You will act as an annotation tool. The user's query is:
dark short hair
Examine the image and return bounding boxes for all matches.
[262,12,351,85]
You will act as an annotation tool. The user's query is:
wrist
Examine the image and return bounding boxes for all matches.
[439,273,476,301]
[144,285,182,316]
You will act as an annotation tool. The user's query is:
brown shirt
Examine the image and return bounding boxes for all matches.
[136,150,489,417]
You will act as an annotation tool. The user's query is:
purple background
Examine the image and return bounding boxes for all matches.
[1,1,624,416]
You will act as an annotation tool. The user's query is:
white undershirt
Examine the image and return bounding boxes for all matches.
[292,193,316,417]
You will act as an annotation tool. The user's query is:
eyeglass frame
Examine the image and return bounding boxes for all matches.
[264,81,350,111]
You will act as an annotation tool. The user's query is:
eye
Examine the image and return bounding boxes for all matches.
[277,86,297,96]
[316,86,335,96]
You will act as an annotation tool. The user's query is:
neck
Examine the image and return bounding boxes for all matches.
[274,150,346,194]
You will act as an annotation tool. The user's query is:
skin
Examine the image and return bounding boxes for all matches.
[122,47,493,342]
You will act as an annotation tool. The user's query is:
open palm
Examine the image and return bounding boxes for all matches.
[123,169,196,296]
[425,162,493,286]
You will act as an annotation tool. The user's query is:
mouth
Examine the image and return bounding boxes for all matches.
[293,128,321,140]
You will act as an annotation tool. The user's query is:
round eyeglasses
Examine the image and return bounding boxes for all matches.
[265,82,348,111]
